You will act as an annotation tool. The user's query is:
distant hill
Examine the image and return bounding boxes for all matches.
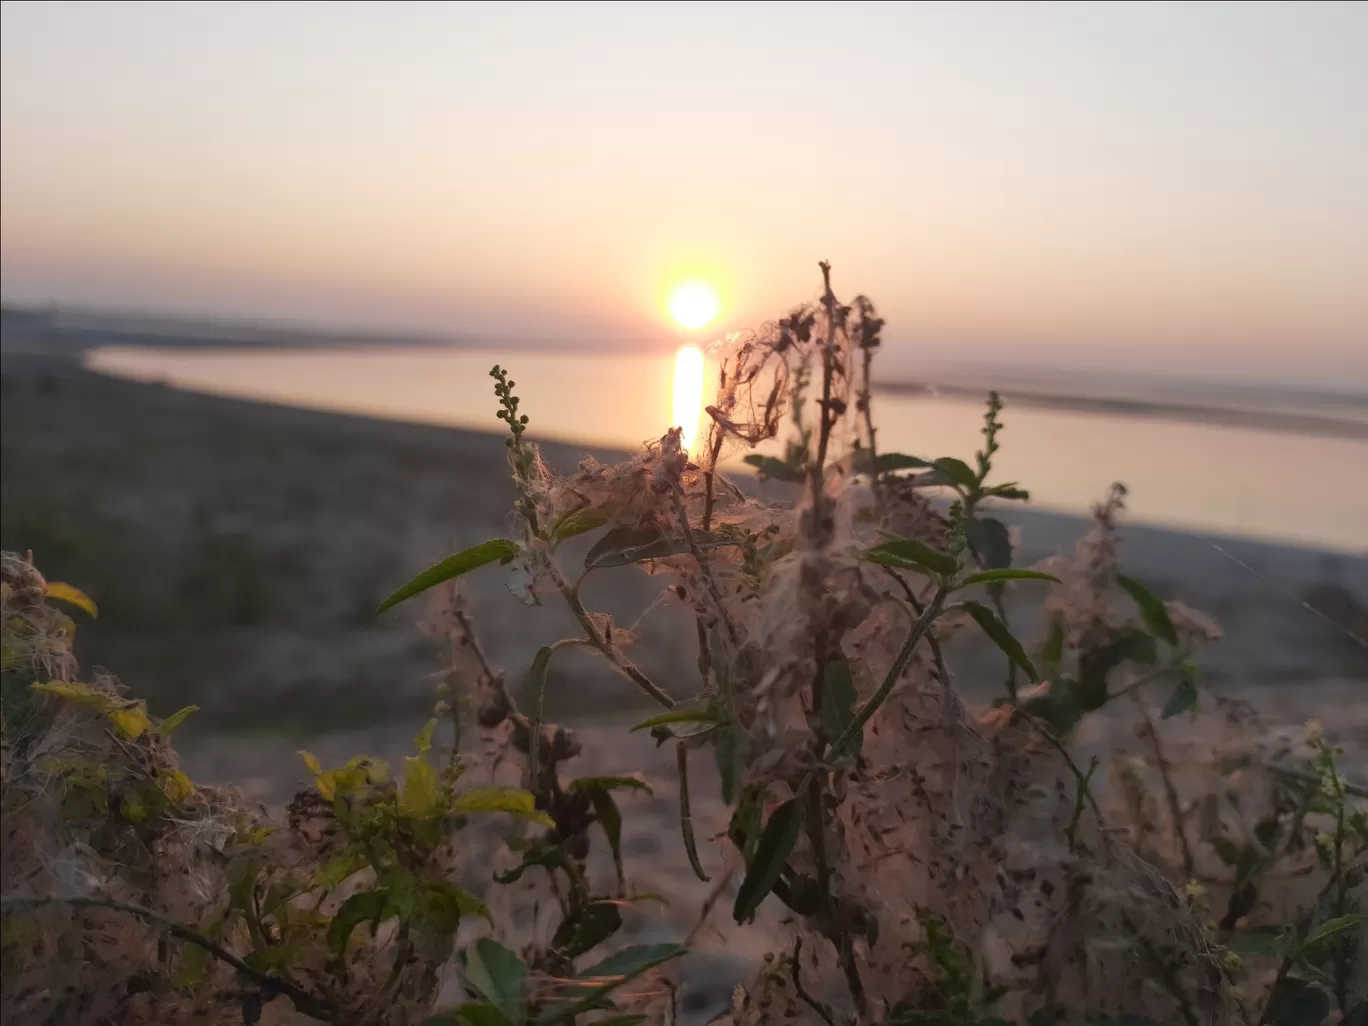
[0,303,456,358]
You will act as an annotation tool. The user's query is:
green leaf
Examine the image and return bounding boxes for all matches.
[327,888,389,954]
[568,775,653,795]
[742,454,805,484]
[552,900,623,958]
[452,786,554,827]
[733,798,803,923]
[1299,913,1368,956]
[1116,574,1179,647]
[422,1005,514,1026]
[864,536,959,578]
[45,582,97,618]
[930,456,978,489]
[421,881,492,934]
[1040,616,1066,669]
[585,787,626,888]
[961,601,1040,683]
[986,484,1030,502]
[525,645,555,796]
[464,938,527,1022]
[30,682,151,739]
[854,451,932,474]
[551,508,607,543]
[630,707,719,732]
[676,743,709,882]
[1225,926,1285,958]
[537,947,685,1026]
[584,526,660,568]
[584,527,738,570]
[820,657,860,757]
[966,515,1013,571]
[378,539,519,614]
[713,723,746,806]
[577,942,687,981]
[158,704,199,735]
[493,843,574,885]
[1074,627,1158,711]
[954,569,1060,591]
[1161,675,1199,720]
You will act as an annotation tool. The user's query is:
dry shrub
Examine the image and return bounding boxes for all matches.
[4,265,1364,1026]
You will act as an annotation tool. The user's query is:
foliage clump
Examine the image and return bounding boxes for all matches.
[3,265,1364,1026]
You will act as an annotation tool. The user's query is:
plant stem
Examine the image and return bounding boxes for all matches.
[858,333,879,505]
[0,895,336,1022]
[671,484,738,646]
[1134,696,1195,879]
[810,261,839,537]
[829,587,947,759]
[790,939,838,1026]
[549,564,674,708]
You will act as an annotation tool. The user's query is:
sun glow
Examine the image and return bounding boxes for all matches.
[667,281,721,331]
[672,344,706,455]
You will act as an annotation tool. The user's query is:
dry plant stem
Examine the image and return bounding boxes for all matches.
[1066,756,1101,852]
[550,563,674,708]
[830,588,947,760]
[1325,745,1351,1012]
[881,567,958,723]
[1108,665,1174,703]
[702,431,725,533]
[806,780,867,1015]
[791,938,838,1026]
[858,338,879,504]
[682,867,736,946]
[670,485,739,646]
[0,895,337,1022]
[1269,764,1368,801]
[1014,708,1104,828]
[810,260,840,531]
[1124,912,1202,1026]
[1133,696,1195,879]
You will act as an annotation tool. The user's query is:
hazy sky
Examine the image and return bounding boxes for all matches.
[3,1,1366,385]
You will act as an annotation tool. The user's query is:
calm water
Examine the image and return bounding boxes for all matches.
[87,345,1367,554]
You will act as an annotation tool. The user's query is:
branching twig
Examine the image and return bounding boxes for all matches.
[790,938,837,1026]
[1133,696,1195,879]
[1014,708,1104,829]
[1268,763,1368,801]
[549,564,674,708]
[0,895,336,1022]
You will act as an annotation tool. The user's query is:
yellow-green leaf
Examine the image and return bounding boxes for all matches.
[451,786,554,827]
[30,682,150,739]
[158,768,195,803]
[46,582,97,619]
[159,705,199,735]
[299,750,323,776]
[401,756,439,815]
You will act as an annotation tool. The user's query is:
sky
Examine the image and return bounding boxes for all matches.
[2,1,1366,386]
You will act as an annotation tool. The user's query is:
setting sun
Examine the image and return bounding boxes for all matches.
[667,282,721,331]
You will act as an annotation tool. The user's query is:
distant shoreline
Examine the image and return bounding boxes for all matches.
[877,379,1368,441]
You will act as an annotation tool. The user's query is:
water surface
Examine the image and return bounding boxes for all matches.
[87,345,1367,554]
